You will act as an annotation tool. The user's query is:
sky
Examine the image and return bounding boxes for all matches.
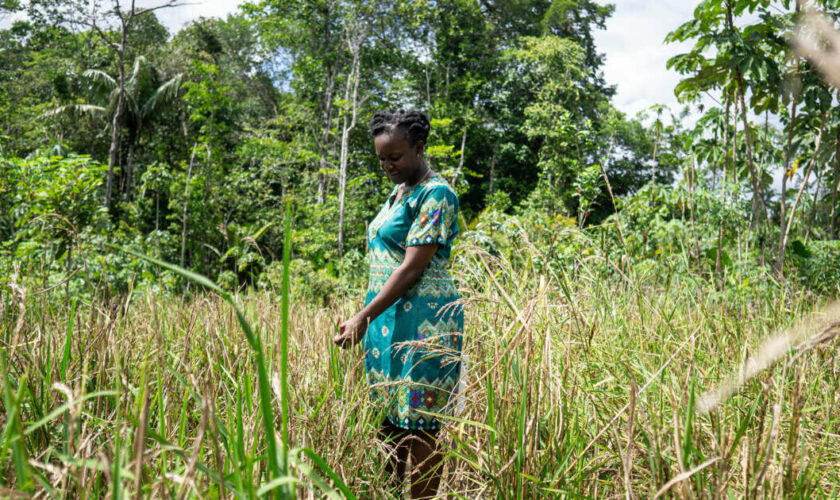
[142,0,248,32]
[592,0,699,119]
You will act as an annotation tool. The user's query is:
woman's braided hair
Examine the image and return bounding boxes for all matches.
[370,109,431,145]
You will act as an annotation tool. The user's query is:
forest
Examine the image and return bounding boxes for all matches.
[1,0,840,497]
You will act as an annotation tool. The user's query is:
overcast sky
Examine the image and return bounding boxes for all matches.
[593,1,699,118]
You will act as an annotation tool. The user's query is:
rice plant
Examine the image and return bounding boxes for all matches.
[1,224,838,497]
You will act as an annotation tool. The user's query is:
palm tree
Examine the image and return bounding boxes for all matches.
[45,56,183,204]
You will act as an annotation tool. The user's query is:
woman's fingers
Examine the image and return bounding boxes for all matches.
[333,322,346,347]
[334,320,353,348]
[333,318,365,349]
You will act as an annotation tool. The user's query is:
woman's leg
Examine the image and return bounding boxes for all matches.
[379,419,410,494]
[408,429,442,499]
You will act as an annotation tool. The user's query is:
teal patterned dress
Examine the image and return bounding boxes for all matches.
[364,176,463,431]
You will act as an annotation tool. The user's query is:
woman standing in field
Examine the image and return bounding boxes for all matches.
[334,109,464,498]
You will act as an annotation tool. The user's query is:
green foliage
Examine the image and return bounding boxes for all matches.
[1,0,839,301]
[1,152,109,287]
[789,240,840,295]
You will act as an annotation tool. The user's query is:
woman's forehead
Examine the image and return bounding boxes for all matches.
[374,133,411,152]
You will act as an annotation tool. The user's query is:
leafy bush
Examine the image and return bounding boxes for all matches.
[790,240,840,295]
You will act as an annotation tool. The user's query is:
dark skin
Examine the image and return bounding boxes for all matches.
[333,131,444,499]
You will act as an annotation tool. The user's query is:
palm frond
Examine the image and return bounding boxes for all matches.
[127,56,155,97]
[130,56,148,81]
[39,104,107,121]
[82,69,117,94]
[141,74,184,119]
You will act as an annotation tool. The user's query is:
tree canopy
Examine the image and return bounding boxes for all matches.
[1,0,838,295]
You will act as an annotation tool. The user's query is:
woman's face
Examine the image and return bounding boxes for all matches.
[374,132,424,185]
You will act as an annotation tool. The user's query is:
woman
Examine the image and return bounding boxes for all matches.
[333,109,463,498]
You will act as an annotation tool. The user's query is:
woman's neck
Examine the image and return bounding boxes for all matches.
[404,161,433,188]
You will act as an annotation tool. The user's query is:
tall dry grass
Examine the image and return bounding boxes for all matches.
[1,233,839,498]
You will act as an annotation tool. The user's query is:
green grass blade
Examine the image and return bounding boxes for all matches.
[60,298,77,383]
[256,477,300,497]
[115,246,284,493]
[297,447,356,500]
[1,354,30,491]
[280,201,292,480]
[23,390,119,437]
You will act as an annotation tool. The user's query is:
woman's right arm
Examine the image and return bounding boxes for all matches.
[333,243,438,348]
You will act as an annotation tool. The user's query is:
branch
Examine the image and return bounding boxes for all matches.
[783,112,826,248]
[68,15,119,51]
[134,0,194,19]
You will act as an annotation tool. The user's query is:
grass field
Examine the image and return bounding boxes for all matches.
[2,238,840,498]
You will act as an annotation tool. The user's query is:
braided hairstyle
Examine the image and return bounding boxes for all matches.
[370,109,431,145]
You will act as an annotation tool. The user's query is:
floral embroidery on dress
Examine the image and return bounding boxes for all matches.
[405,186,456,247]
[424,391,436,409]
[409,389,423,408]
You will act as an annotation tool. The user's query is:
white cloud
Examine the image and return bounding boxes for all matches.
[139,0,247,33]
[593,0,698,118]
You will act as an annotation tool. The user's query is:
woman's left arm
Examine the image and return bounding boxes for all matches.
[334,244,438,348]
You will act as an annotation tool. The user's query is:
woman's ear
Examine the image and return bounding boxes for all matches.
[414,140,425,158]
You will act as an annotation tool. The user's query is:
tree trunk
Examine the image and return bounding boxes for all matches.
[317,70,335,205]
[125,140,135,200]
[424,62,432,110]
[804,163,823,245]
[757,109,771,265]
[104,27,128,211]
[155,188,160,232]
[452,127,468,187]
[716,92,732,283]
[489,152,496,194]
[337,37,361,260]
[775,96,799,277]
[831,128,840,238]
[781,112,826,269]
[688,155,702,269]
[736,71,767,225]
[181,142,198,269]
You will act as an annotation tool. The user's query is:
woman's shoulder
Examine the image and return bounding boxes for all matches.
[419,176,457,200]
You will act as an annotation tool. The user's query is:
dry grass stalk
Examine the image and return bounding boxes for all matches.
[9,265,26,359]
[623,378,637,500]
[752,402,782,496]
[783,365,806,495]
[175,394,209,500]
[698,301,840,413]
[654,458,722,499]
[558,324,703,482]
[793,7,840,89]
[132,375,152,496]
[4,231,840,496]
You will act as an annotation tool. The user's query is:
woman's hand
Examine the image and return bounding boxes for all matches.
[334,314,368,349]
[332,246,438,350]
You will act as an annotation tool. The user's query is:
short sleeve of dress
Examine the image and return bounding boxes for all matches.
[406,185,459,247]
